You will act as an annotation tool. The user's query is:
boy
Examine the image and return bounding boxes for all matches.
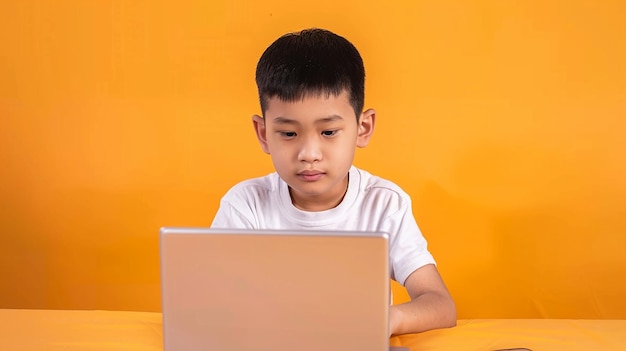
[211,28,456,335]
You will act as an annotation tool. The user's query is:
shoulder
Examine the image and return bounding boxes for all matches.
[353,167,412,210]
[220,172,281,205]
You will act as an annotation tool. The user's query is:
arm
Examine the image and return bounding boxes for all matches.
[389,264,456,336]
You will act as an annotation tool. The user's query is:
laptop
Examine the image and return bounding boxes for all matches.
[160,227,393,351]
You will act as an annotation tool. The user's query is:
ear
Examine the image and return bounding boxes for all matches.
[252,114,270,154]
[356,108,376,148]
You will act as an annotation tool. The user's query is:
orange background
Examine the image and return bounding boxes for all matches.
[1,1,625,319]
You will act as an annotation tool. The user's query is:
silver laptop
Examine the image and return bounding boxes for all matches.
[160,227,391,351]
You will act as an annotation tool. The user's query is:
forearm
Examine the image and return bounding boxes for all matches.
[389,290,456,336]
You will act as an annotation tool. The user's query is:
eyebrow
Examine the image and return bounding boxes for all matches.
[271,115,344,125]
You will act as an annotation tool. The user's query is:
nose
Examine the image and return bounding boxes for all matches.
[297,136,322,163]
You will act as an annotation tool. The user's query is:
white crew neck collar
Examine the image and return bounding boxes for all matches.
[277,166,360,227]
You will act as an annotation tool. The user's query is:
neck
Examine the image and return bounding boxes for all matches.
[289,176,349,212]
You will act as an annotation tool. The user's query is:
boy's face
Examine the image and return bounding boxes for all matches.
[253,90,375,211]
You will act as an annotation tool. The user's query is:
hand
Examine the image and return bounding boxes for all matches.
[389,305,401,337]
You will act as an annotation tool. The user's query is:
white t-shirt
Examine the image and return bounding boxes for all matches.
[211,166,435,285]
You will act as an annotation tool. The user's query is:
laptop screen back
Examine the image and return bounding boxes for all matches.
[160,227,390,351]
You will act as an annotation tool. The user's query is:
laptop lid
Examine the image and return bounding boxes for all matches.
[160,227,390,351]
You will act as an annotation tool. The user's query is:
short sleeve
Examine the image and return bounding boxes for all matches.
[384,201,436,285]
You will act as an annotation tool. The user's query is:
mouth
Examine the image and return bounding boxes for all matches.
[297,170,325,182]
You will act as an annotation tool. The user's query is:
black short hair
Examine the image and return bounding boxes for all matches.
[255,28,365,119]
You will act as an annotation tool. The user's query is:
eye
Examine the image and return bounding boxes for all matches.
[321,130,338,137]
[279,131,297,138]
